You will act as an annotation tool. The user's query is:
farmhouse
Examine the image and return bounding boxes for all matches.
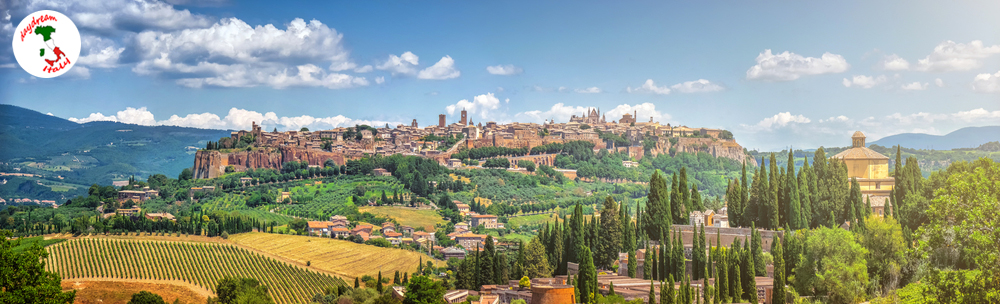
[456,234,487,249]
[308,221,336,236]
[471,215,503,229]
[117,187,159,203]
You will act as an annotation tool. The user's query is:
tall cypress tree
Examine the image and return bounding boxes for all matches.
[645,170,672,241]
[628,249,637,278]
[663,274,676,304]
[577,246,597,304]
[376,271,384,293]
[731,263,742,303]
[661,231,669,280]
[598,196,623,269]
[772,235,785,304]
[649,281,656,304]
[670,173,683,224]
[481,235,496,285]
[643,237,653,279]
[679,167,691,217]
[696,223,707,280]
[691,184,703,212]
[798,158,813,228]
[568,203,585,264]
[787,151,803,230]
[674,230,684,280]
[751,224,764,276]
[717,249,729,303]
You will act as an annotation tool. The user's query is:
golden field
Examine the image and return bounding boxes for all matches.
[228,232,443,279]
[62,280,208,304]
[358,206,445,231]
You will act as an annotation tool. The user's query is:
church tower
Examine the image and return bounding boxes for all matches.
[460,108,468,125]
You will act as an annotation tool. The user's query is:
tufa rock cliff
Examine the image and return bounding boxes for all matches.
[193,146,347,179]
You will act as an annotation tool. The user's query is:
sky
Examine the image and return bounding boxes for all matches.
[2,0,999,151]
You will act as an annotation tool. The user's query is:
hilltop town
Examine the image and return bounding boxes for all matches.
[193,108,753,179]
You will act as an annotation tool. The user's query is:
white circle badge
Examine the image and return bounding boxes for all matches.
[11,10,81,78]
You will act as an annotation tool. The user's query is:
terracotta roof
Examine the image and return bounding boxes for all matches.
[831,147,889,160]
[331,227,350,232]
[472,214,497,218]
[385,232,403,237]
[308,221,334,229]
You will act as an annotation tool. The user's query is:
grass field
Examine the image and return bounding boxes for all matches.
[46,238,345,304]
[62,280,208,304]
[12,235,66,252]
[229,232,442,279]
[358,206,445,231]
[507,213,561,229]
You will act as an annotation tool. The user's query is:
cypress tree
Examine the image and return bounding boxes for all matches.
[671,173,683,224]
[751,224,764,276]
[394,270,400,285]
[717,250,728,303]
[354,277,360,289]
[643,237,653,279]
[661,231,669,280]
[787,151,803,230]
[577,246,597,304]
[609,281,616,296]
[376,271,383,293]
[598,196,623,269]
[696,223,707,280]
[663,274,675,304]
[692,184,703,212]
[679,167,691,218]
[403,272,408,284]
[481,235,496,286]
[628,249,637,278]
[731,264,742,302]
[651,245,659,280]
[649,280,656,304]
[674,230,684,280]
[798,158,813,228]
[772,235,785,304]
[645,170,672,241]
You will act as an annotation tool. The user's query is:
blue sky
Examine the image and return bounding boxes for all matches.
[2,0,999,150]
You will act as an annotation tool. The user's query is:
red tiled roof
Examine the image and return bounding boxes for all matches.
[308,221,334,229]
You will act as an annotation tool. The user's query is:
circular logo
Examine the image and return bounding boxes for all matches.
[11,10,81,78]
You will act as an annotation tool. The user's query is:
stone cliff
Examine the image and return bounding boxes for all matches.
[193,146,347,179]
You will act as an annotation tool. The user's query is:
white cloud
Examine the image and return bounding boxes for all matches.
[65,66,91,79]
[741,112,811,131]
[746,50,850,81]
[972,71,1000,93]
[353,65,373,73]
[131,17,367,89]
[486,64,523,75]
[604,103,668,122]
[626,79,671,95]
[375,76,385,84]
[900,82,929,91]
[20,0,214,33]
[575,87,602,94]
[819,115,850,123]
[842,75,887,88]
[78,36,124,68]
[68,107,398,130]
[915,40,1000,72]
[445,93,501,120]
[670,79,725,93]
[376,52,420,75]
[878,54,910,71]
[935,78,945,87]
[417,56,460,80]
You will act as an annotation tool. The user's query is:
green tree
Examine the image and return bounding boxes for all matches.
[178,168,193,181]
[0,230,76,304]
[919,158,1000,275]
[644,170,672,241]
[598,196,623,269]
[662,274,675,304]
[377,271,384,293]
[213,277,274,304]
[858,214,907,296]
[794,227,868,304]
[480,236,496,285]
[523,237,552,278]
[128,291,166,304]
[771,235,785,304]
[576,246,597,304]
[403,276,446,304]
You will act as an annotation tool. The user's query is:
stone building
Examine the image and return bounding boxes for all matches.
[831,131,895,216]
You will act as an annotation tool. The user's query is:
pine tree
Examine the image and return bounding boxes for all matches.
[772,235,785,304]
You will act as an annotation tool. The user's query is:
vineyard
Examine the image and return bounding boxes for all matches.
[45,238,346,304]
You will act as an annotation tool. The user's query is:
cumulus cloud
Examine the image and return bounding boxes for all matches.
[486,64,523,75]
[375,76,385,84]
[515,103,668,124]
[842,75,887,88]
[68,107,398,130]
[445,93,501,120]
[878,54,910,71]
[972,70,1000,93]
[417,56,460,80]
[935,78,945,87]
[131,17,367,89]
[376,52,420,75]
[915,40,1000,72]
[18,0,214,33]
[626,79,671,95]
[900,82,929,91]
[746,50,849,81]
[670,79,725,93]
[575,87,602,94]
[741,112,811,132]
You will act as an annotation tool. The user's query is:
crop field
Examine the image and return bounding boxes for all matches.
[45,238,346,304]
[358,206,444,231]
[229,232,442,279]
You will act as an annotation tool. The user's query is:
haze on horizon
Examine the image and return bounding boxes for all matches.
[2,0,999,151]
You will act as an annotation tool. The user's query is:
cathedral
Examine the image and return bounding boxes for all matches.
[569,107,606,125]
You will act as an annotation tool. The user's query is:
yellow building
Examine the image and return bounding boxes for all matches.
[831,131,895,216]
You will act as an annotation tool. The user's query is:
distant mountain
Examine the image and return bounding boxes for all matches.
[869,126,1000,150]
[0,104,231,187]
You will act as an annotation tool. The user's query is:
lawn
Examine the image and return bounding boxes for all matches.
[229,232,442,279]
[507,212,562,229]
[359,206,445,231]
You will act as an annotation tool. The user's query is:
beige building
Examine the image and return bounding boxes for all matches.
[831,131,895,216]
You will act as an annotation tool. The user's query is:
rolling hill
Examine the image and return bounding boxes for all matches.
[869,126,1000,150]
[0,104,231,203]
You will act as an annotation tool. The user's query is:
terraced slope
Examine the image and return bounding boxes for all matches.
[45,238,345,304]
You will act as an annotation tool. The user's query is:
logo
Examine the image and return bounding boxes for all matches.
[11,10,81,78]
